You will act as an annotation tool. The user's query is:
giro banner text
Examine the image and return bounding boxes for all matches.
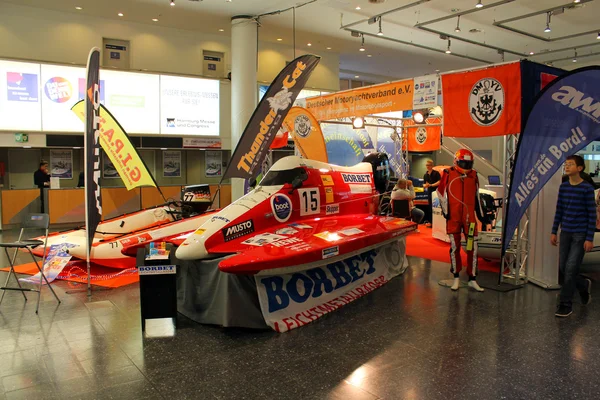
[503,67,600,253]
[255,239,407,332]
[73,101,157,190]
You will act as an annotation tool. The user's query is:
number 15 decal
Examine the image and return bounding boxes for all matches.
[298,188,320,216]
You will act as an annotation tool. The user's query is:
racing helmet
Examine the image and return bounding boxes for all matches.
[454,149,474,172]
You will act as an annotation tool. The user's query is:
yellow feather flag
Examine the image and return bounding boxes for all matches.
[72,100,157,190]
[283,107,328,163]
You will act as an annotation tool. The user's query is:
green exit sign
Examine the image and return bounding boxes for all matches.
[15,133,29,143]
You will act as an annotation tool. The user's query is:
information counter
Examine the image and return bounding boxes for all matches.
[0,184,231,227]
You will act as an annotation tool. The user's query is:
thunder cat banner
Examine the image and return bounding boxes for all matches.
[222,54,320,180]
[84,48,102,263]
[72,101,158,191]
[503,67,600,253]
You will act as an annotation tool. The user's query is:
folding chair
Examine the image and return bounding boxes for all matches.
[0,213,60,313]
[392,199,411,219]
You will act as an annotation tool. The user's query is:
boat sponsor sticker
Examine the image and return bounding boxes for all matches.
[194,228,206,236]
[325,187,334,204]
[320,175,334,186]
[120,233,152,247]
[271,194,293,223]
[275,227,299,235]
[325,203,339,215]
[350,184,373,194]
[270,237,309,251]
[322,246,339,259]
[222,219,255,242]
[339,228,364,236]
[242,233,287,246]
[341,173,372,184]
[210,215,231,224]
[289,222,313,229]
[255,241,406,332]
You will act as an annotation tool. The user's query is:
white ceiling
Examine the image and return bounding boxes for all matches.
[3,0,600,82]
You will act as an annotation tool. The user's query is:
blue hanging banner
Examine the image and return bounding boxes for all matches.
[503,67,600,253]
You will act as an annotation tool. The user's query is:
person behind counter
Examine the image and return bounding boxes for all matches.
[33,161,50,213]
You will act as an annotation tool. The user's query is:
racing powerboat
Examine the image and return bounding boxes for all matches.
[173,153,417,274]
[31,185,217,269]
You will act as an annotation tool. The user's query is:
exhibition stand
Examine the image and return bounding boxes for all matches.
[176,238,409,332]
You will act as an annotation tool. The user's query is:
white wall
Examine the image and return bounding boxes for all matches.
[0,2,339,148]
[0,2,340,91]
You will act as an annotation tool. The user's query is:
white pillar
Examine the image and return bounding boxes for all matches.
[230,16,258,201]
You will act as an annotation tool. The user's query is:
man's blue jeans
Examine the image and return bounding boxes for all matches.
[559,231,588,307]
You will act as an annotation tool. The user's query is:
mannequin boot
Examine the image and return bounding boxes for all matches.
[450,277,460,291]
[468,278,485,292]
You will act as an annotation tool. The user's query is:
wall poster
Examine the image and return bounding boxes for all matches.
[102,152,119,179]
[50,149,73,179]
[205,150,222,178]
[163,150,181,178]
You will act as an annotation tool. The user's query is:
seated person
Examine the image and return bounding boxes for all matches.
[391,179,425,224]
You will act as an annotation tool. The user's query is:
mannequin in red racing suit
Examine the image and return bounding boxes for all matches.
[437,149,488,292]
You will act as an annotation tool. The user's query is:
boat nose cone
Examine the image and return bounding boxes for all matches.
[175,236,208,260]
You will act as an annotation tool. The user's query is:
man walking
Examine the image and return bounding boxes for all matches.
[552,155,596,318]
[423,159,441,226]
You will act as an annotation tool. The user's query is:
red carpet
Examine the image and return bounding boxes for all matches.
[1,260,138,288]
[405,226,500,272]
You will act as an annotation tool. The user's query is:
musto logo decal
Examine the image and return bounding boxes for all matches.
[222,219,255,242]
[271,194,292,223]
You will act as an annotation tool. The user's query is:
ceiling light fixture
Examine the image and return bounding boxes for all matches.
[359,35,365,51]
[475,1,483,8]
[573,49,578,63]
[307,42,312,47]
[367,54,372,57]
[118,12,124,17]
[75,6,82,10]
[544,12,552,33]
[352,117,364,129]
[218,29,224,32]
[170,0,175,6]
[277,38,283,41]
[445,39,452,54]
[326,46,332,49]
[454,15,461,32]
[355,75,360,78]
[529,51,535,55]
[377,17,384,36]
[574,0,581,3]
[152,18,159,22]
[355,6,361,10]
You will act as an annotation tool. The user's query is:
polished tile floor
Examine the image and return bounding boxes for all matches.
[0,232,599,399]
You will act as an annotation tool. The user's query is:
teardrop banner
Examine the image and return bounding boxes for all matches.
[222,54,320,181]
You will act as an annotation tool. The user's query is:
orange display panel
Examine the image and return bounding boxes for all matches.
[141,186,182,209]
[1,189,41,225]
[48,189,85,224]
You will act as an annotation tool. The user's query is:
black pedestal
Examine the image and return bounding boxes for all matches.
[136,245,178,331]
